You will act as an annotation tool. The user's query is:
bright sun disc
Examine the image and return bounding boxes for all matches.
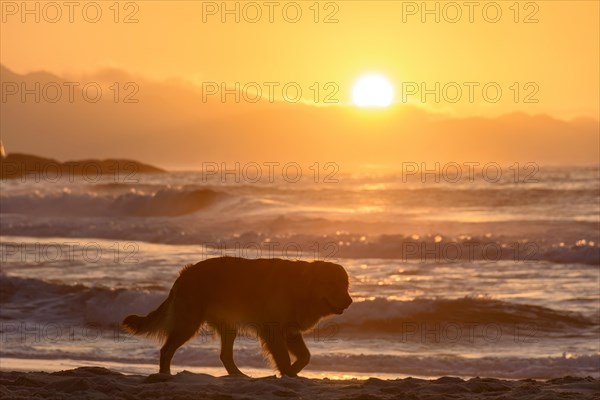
[352,74,394,108]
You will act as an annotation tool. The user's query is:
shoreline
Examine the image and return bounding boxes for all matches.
[0,357,424,381]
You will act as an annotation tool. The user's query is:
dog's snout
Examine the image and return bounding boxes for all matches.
[345,295,353,308]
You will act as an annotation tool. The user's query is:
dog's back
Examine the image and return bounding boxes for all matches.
[176,257,305,325]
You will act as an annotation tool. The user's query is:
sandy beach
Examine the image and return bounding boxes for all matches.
[1,367,599,400]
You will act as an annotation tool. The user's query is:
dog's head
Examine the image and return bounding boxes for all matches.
[311,261,353,315]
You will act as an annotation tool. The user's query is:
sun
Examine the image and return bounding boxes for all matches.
[352,74,395,108]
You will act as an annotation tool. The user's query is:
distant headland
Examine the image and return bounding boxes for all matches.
[0,152,165,180]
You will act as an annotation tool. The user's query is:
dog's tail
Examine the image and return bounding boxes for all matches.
[122,282,178,342]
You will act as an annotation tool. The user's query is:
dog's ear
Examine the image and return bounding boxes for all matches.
[291,263,315,299]
[312,261,348,281]
[310,261,335,278]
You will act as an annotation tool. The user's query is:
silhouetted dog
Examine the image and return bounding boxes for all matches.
[123,257,352,376]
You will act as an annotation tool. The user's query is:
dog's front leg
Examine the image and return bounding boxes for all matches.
[260,326,295,377]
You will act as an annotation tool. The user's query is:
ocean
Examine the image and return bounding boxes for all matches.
[1,164,598,379]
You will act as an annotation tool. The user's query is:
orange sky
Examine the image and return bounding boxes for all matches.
[1,0,598,118]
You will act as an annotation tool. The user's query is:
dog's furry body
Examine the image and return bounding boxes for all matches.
[123,257,352,376]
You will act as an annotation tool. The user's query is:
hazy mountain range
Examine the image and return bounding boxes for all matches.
[1,65,597,170]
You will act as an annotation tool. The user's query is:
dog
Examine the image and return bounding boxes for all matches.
[122,257,352,376]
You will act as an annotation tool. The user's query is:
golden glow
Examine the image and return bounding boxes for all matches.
[352,74,394,108]
[0,2,597,168]
[1,2,598,117]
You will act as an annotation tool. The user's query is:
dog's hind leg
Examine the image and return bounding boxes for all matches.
[159,309,203,374]
[216,323,245,376]
[287,332,310,375]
